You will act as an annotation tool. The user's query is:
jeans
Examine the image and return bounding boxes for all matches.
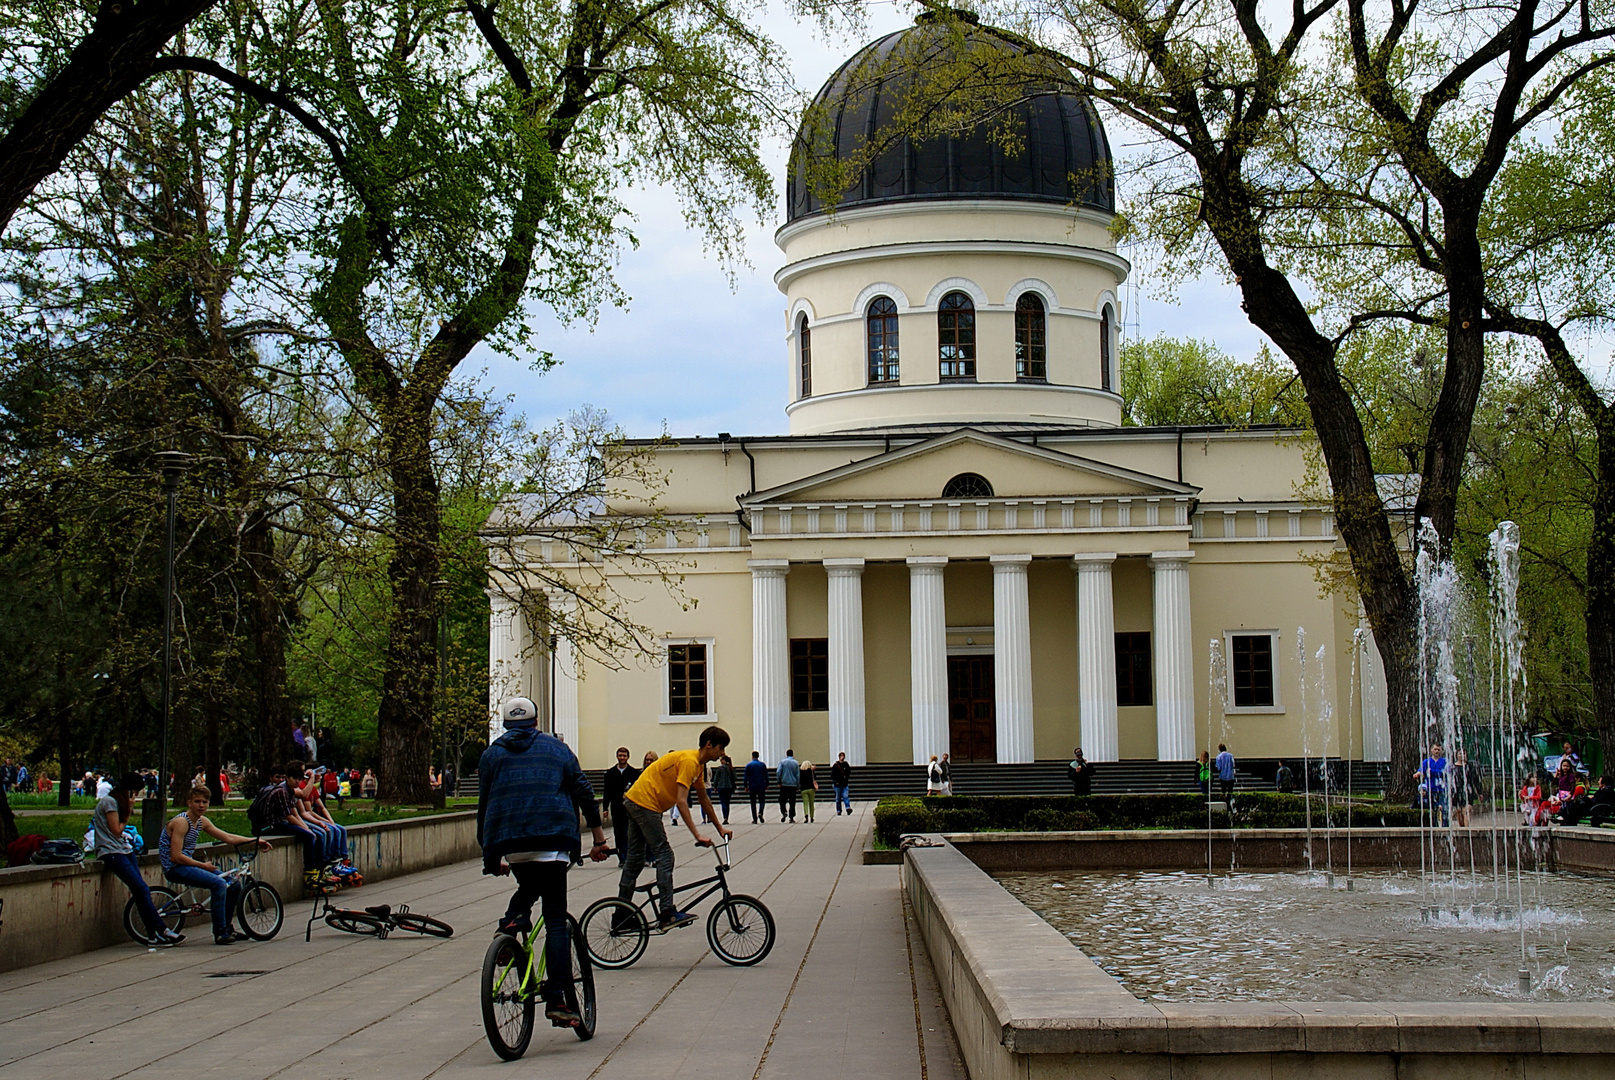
[102,851,165,934]
[610,804,630,864]
[748,789,767,822]
[506,860,571,1004]
[618,800,676,919]
[779,785,799,821]
[834,785,850,813]
[1218,778,1235,802]
[263,819,321,870]
[322,821,349,861]
[166,862,240,937]
[715,789,732,822]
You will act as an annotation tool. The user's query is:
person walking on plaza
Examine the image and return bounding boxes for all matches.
[618,727,732,929]
[601,747,641,865]
[1274,760,1295,793]
[745,751,769,823]
[831,752,852,815]
[162,786,271,944]
[939,753,953,796]
[1067,748,1091,796]
[799,760,818,823]
[95,773,185,946]
[926,754,943,796]
[710,755,735,825]
[777,749,801,822]
[477,696,609,1029]
[1215,744,1236,803]
[1197,750,1211,796]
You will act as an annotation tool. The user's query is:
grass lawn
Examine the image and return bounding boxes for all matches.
[10,802,470,853]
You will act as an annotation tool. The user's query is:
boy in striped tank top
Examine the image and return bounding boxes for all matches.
[163,786,270,945]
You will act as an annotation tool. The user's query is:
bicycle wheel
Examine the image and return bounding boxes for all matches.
[237,882,284,940]
[392,911,454,938]
[706,894,775,966]
[579,897,648,969]
[124,886,182,944]
[481,933,535,1061]
[567,915,596,1041]
[325,909,386,936]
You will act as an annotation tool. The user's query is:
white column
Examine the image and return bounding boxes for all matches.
[545,590,580,748]
[908,556,949,764]
[487,590,524,743]
[1073,554,1119,762]
[750,559,791,764]
[1149,551,1196,761]
[825,558,867,767]
[991,555,1035,763]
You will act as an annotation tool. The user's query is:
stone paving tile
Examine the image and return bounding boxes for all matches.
[0,804,967,1080]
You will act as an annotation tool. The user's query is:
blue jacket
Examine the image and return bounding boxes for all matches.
[778,756,801,788]
[745,759,769,792]
[476,728,601,872]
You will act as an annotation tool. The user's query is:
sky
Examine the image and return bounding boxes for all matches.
[471,3,1269,440]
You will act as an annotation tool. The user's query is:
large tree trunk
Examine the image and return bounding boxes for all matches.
[375,399,439,804]
[0,787,16,851]
[0,0,219,234]
[204,703,224,806]
[1589,420,1615,772]
[243,509,291,787]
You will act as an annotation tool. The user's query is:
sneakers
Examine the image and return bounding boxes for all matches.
[332,862,363,887]
[153,928,185,947]
[214,930,242,946]
[304,868,339,890]
[496,914,532,936]
[545,1001,581,1026]
[656,910,697,931]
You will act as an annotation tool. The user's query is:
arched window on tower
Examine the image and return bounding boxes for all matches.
[938,291,976,380]
[942,472,994,499]
[867,297,900,384]
[1100,303,1115,392]
[1015,294,1047,381]
[798,313,812,398]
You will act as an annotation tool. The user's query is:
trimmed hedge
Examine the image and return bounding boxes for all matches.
[872,793,1423,845]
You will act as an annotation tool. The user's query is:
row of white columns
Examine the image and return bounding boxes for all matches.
[750,552,1196,766]
[486,589,579,746]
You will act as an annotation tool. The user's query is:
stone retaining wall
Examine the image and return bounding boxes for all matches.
[903,831,1615,1080]
[0,810,478,972]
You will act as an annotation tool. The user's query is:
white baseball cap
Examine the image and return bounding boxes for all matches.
[500,697,538,728]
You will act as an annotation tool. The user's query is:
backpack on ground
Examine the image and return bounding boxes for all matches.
[5,834,46,867]
[31,838,85,865]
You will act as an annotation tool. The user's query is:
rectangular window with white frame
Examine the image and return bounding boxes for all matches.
[1224,630,1282,712]
[662,638,718,723]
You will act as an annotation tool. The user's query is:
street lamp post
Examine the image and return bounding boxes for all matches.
[150,451,190,840]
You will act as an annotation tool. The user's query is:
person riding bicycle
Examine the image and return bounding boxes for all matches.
[617,726,732,931]
[162,785,271,945]
[477,696,608,1029]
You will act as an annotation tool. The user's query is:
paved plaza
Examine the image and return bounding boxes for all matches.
[0,805,965,1080]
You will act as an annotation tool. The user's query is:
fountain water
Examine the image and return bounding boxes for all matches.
[1296,628,1313,875]
[1207,637,1228,885]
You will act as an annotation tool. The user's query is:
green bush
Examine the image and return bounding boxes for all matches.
[872,793,1421,845]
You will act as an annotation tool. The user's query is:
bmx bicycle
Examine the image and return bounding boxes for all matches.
[480,915,596,1059]
[578,837,773,969]
[124,842,284,943]
[304,881,454,940]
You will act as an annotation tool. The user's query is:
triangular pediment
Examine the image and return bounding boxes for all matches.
[742,429,1198,505]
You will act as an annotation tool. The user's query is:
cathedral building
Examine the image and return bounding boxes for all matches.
[486,17,1391,772]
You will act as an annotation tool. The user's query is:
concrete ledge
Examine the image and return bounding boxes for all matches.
[0,810,477,971]
[862,826,901,865]
[902,834,1615,1080]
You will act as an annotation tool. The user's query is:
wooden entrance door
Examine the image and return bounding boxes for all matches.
[947,656,996,763]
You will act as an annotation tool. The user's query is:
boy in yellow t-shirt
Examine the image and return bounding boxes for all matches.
[618,725,733,929]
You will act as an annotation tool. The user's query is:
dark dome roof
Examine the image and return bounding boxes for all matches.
[786,14,1114,223]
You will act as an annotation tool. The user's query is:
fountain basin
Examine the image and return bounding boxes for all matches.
[904,829,1615,1079]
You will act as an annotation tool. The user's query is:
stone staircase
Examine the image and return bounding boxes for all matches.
[462,760,1276,801]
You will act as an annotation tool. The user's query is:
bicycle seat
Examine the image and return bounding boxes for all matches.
[364,904,392,918]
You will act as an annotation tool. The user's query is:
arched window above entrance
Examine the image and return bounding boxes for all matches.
[942,473,994,499]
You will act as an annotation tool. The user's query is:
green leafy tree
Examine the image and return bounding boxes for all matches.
[1121,336,1307,427]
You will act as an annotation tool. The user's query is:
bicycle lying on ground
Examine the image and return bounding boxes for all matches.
[304,881,454,941]
[480,914,596,1059]
[579,837,773,969]
[124,842,283,943]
